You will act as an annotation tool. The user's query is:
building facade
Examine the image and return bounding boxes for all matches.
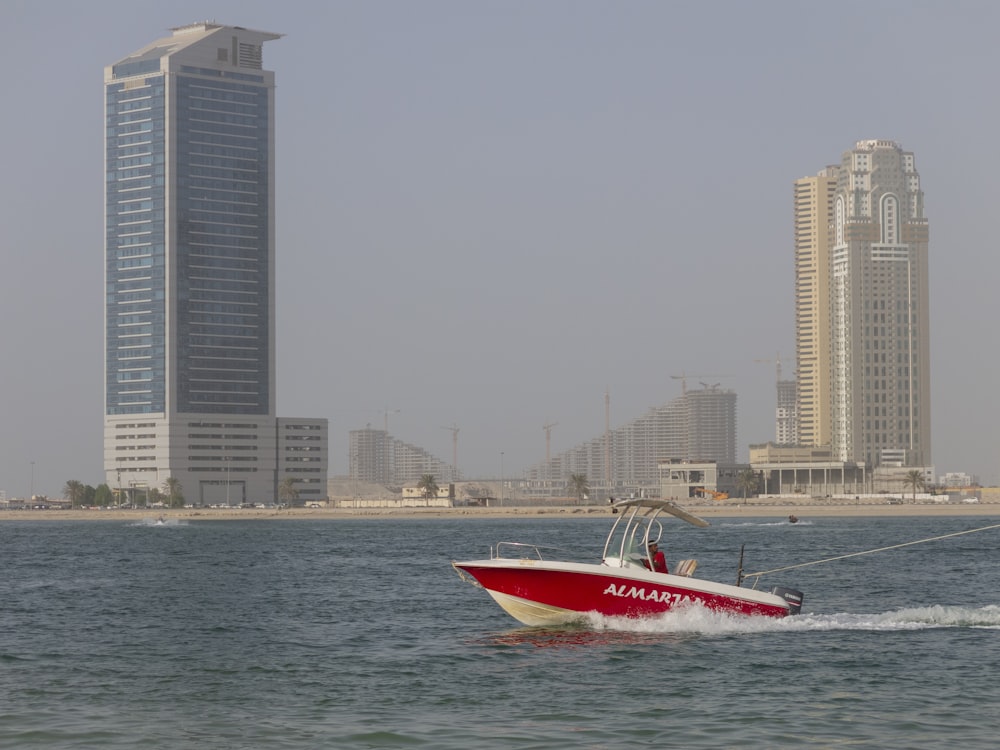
[775,379,798,445]
[524,385,738,496]
[658,460,745,501]
[104,23,327,504]
[348,428,458,488]
[830,141,931,467]
[277,418,329,503]
[793,168,839,450]
[794,141,931,469]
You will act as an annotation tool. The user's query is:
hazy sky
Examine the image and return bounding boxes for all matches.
[2,0,998,497]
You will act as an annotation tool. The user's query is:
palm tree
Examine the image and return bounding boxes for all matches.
[94,484,114,507]
[902,470,925,502]
[278,477,299,506]
[568,474,589,505]
[162,476,184,508]
[63,480,87,508]
[417,474,439,500]
[736,469,759,499]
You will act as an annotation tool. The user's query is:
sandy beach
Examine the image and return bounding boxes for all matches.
[1,500,997,522]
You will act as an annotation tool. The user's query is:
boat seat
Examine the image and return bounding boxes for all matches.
[674,559,698,577]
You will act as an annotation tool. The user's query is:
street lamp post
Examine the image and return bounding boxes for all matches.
[29,461,35,504]
[383,407,400,435]
[226,458,232,507]
[500,451,504,507]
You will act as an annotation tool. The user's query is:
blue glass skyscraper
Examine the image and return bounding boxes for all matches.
[104,24,327,505]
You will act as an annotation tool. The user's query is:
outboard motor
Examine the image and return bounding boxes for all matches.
[771,586,804,615]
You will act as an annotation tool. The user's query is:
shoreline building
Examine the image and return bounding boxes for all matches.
[774,378,798,445]
[794,140,931,469]
[524,385,737,497]
[349,428,459,488]
[104,23,328,505]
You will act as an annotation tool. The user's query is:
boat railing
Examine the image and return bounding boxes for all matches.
[493,541,575,561]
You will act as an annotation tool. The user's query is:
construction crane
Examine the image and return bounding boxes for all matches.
[440,424,459,477]
[754,352,783,383]
[670,372,732,394]
[542,421,558,464]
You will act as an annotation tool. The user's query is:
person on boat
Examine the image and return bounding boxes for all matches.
[647,540,668,574]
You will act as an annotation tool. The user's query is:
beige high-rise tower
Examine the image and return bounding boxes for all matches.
[794,141,931,469]
[794,168,839,450]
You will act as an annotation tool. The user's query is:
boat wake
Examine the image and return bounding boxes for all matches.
[585,602,1000,635]
[478,604,1000,649]
[132,518,188,527]
[719,520,813,527]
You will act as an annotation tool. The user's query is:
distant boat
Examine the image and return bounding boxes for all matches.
[788,515,799,524]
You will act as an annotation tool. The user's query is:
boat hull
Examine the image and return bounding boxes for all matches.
[453,559,792,626]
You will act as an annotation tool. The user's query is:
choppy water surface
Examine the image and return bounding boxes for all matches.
[1,514,999,748]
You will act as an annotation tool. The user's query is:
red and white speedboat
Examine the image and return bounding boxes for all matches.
[453,498,803,626]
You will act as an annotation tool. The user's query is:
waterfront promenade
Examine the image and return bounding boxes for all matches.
[1,499,996,522]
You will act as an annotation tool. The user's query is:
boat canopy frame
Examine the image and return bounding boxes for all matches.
[603,498,710,570]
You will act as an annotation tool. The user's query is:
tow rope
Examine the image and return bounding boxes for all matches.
[743,521,1000,583]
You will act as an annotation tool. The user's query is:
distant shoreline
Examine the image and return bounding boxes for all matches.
[1,501,997,522]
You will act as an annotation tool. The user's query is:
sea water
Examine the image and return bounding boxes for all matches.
[1,514,999,748]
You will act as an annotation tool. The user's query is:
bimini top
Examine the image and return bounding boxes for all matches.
[610,497,710,528]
